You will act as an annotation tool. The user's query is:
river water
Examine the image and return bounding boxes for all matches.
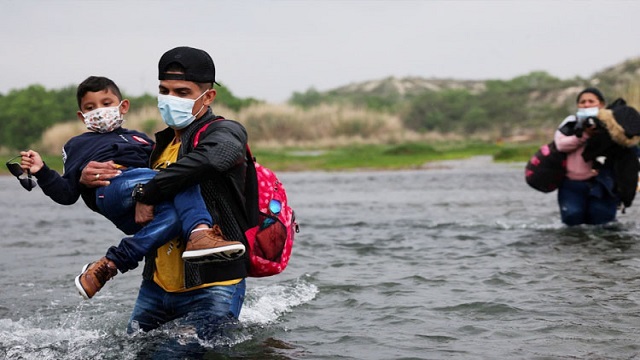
[2,156,640,359]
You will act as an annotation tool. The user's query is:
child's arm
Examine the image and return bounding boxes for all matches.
[23,148,83,206]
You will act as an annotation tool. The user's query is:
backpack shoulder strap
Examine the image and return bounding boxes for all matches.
[224,145,259,231]
[243,144,259,226]
[193,115,225,147]
[193,116,259,229]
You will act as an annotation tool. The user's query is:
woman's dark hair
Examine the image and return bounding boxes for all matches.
[76,76,123,109]
[576,87,605,104]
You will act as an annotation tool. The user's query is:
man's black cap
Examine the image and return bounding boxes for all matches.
[158,46,216,84]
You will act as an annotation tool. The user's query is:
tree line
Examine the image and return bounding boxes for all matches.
[2,68,638,150]
[0,84,259,150]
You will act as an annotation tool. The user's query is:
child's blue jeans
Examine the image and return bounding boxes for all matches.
[95,168,212,272]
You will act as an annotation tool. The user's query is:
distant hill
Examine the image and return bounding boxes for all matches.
[331,76,487,97]
[307,56,640,108]
[286,56,640,141]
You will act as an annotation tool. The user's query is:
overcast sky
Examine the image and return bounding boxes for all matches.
[1,0,639,103]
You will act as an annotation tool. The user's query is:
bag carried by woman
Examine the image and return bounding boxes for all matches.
[525,141,567,193]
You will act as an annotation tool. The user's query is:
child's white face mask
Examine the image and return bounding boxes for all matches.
[81,102,124,133]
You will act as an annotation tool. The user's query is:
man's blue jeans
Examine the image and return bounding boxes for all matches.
[557,177,618,226]
[127,278,246,337]
[95,168,212,272]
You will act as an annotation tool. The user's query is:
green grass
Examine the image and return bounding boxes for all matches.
[1,142,539,175]
[253,141,538,171]
[493,144,540,162]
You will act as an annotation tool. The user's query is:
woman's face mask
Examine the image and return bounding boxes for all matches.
[81,102,124,133]
[157,91,208,129]
[576,107,599,120]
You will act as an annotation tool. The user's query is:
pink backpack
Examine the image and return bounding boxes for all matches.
[194,118,298,277]
[244,158,298,277]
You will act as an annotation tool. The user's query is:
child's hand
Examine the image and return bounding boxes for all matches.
[20,150,44,174]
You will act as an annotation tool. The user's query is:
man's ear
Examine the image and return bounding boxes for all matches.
[202,89,217,106]
[77,111,85,123]
[120,99,131,115]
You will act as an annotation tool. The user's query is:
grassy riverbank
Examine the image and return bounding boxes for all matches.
[255,141,538,171]
[1,141,538,175]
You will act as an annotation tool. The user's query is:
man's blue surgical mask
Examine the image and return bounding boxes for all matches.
[157,91,208,129]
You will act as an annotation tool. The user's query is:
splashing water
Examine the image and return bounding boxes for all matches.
[242,277,319,325]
